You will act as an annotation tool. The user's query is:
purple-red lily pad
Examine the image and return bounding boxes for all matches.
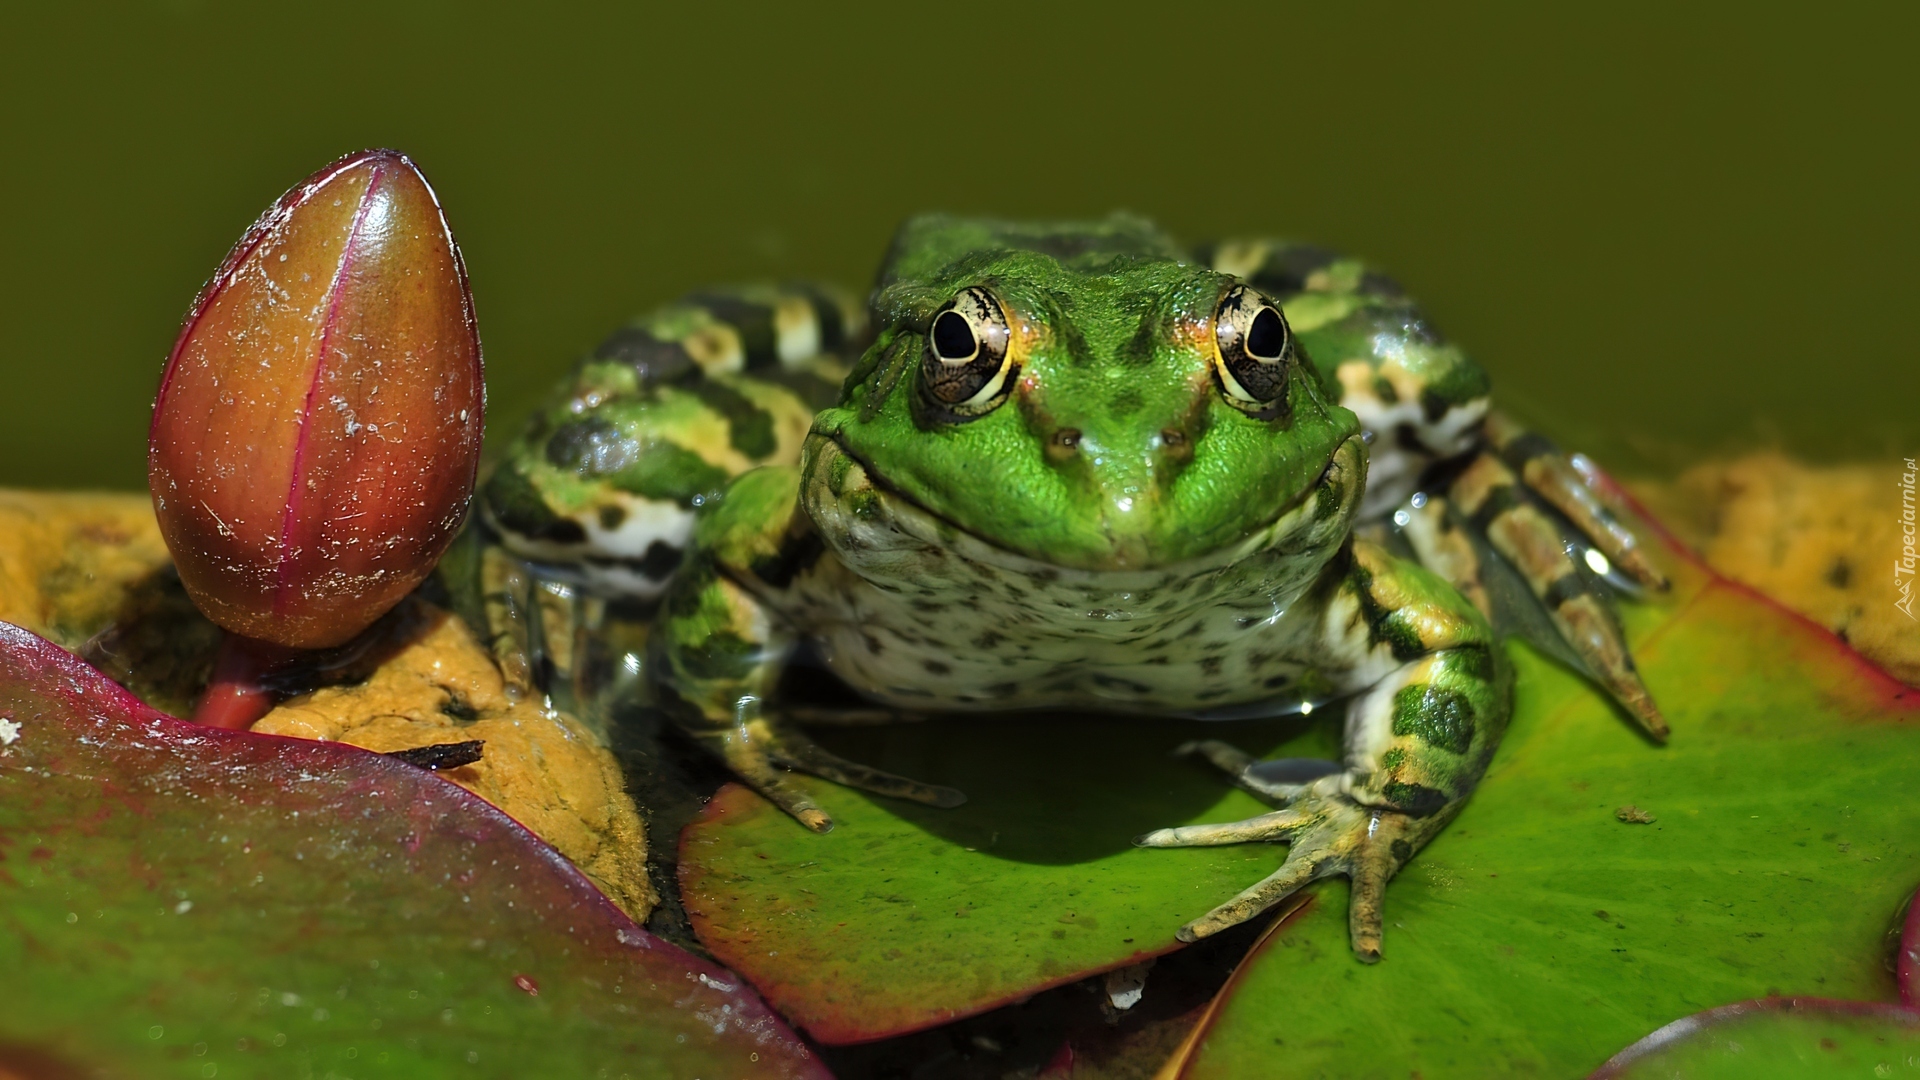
[0,621,825,1079]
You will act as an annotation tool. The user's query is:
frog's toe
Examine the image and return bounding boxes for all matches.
[1176,738,1345,799]
[1175,853,1330,944]
[1133,808,1312,848]
[733,756,837,833]
[1148,787,1423,960]
[769,734,967,809]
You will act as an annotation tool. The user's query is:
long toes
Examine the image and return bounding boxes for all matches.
[1176,738,1256,777]
[1178,740,1342,800]
[1348,850,1389,963]
[771,740,967,808]
[712,738,837,832]
[1178,856,1325,941]
[1134,809,1310,849]
[1244,757,1345,787]
[757,779,834,833]
[1555,596,1669,740]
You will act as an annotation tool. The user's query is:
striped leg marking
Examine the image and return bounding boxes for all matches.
[1449,452,1668,739]
[1485,411,1668,590]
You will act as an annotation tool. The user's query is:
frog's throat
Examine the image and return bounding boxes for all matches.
[812,432,1364,587]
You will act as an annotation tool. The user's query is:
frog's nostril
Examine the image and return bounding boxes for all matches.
[1160,427,1195,465]
[1046,428,1082,463]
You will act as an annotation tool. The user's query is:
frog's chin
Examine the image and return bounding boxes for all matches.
[813,433,1362,586]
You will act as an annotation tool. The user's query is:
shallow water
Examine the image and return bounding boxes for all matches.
[1,6,1913,491]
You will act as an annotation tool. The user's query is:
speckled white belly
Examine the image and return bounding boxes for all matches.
[784,437,1385,716]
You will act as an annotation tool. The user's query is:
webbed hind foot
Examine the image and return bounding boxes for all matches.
[1135,766,1421,962]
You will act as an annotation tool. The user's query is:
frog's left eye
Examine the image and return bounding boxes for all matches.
[919,286,1016,420]
[1210,285,1294,413]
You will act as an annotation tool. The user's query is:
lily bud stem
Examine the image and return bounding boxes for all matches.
[191,633,300,730]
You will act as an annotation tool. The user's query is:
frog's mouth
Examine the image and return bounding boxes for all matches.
[819,432,1363,579]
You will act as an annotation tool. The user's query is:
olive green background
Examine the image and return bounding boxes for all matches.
[2,4,1913,491]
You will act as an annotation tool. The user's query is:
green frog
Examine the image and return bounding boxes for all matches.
[476,215,1667,960]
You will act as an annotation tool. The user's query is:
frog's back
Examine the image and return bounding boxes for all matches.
[879,213,1190,287]
[479,281,866,597]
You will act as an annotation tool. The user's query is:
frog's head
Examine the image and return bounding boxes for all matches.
[813,215,1365,572]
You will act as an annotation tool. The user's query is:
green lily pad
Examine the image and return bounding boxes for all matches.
[682,525,1920,1064]
[0,621,826,1079]
[1167,552,1920,1078]
[1584,857,1920,1078]
[679,714,1315,1043]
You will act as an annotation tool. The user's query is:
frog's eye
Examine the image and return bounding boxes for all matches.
[1210,285,1294,413]
[919,286,1015,419]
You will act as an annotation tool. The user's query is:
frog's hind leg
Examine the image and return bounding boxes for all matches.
[1482,412,1667,590]
[1205,237,1669,740]
[1138,542,1509,960]
[685,714,967,834]
[765,731,966,808]
[1438,450,1668,740]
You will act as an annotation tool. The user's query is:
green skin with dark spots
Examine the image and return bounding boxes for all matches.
[642,217,1509,957]
[828,249,1355,569]
[483,214,1525,956]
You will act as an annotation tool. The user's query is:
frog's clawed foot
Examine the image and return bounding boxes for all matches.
[703,717,966,833]
[1134,739,1414,962]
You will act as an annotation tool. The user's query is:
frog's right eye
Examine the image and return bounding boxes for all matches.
[919,286,1015,419]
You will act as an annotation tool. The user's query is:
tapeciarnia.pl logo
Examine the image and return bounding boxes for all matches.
[1899,457,1917,620]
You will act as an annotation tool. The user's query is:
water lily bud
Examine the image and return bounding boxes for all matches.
[149,149,483,650]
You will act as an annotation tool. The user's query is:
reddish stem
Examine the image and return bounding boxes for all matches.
[191,633,300,730]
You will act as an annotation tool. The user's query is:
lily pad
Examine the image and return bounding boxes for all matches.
[0,621,825,1079]
[679,714,1316,1043]
[1589,892,1920,1079]
[1165,549,1920,1078]
[681,518,1920,1066]
[1590,999,1920,1078]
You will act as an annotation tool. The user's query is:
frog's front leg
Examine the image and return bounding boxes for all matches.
[655,466,964,832]
[1136,540,1509,961]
